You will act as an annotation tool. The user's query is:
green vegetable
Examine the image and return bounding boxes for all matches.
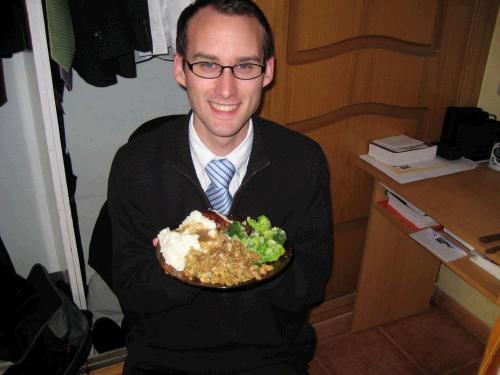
[270,227,287,245]
[227,221,247,239]
[226,215,287,263]
[247,215,271,233]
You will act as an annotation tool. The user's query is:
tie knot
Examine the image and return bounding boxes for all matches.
[206,159,236,189]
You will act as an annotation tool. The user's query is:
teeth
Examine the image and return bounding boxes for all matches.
[211,103,238,112]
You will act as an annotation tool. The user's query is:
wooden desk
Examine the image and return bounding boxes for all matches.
[352,160,500,374]
[353,160,500,372]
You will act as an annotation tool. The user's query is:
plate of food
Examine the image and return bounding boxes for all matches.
[156,210,293,289]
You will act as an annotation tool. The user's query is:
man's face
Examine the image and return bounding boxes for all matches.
[174,6,274,154]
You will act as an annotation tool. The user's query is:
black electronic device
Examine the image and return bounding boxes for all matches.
[438,107,500,161]
[435,142,462,160]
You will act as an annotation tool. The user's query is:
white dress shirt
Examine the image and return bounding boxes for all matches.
[136,0,191,61]
[189,114,253,196]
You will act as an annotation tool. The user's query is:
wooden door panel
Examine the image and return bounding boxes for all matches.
[286,56,355,122]
[255,0,499,313]
[364,0,438,42]
[327,218,368,298]
[354,51,426,105]
[286,51,427,123]
[293,0,439,51]
[293,0,366,49]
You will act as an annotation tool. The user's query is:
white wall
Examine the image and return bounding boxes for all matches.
[478,9,500,118]
[0,52,65,277]
[63,58,189,279]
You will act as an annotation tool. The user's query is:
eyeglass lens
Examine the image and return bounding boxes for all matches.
[189,61,264,80]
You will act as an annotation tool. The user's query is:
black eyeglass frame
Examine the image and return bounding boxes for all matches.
[184,59,266,80]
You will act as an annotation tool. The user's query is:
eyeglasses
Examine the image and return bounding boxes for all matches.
[185,60,265,80]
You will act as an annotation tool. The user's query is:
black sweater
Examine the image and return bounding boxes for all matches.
[108,115,333,373]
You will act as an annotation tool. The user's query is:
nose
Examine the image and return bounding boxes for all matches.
[214,67,238,98]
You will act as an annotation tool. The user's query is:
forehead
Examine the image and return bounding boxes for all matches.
[185,6,265,61]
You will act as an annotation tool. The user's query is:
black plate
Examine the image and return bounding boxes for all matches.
[157,244,293,290]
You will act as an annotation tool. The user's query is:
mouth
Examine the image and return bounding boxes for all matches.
[210,102,239,113]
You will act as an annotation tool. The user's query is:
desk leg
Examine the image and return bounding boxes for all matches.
[352,201,440,332]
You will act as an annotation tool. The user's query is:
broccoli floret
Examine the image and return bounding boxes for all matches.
[241,234,261,254]
[258,240,285,263]
[254,222,287,246]
[230,215,287,264]
[270,227,287,245]
[242,236,284,264]
[247,215,271,234]
[227,221,247,239]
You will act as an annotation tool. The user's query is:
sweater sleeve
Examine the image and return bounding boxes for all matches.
[258,148,334,311]
[107,147,200,318]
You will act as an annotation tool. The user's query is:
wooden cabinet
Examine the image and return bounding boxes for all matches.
[354,161,500,325]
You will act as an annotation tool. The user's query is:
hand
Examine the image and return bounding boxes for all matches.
[152,237,159,247]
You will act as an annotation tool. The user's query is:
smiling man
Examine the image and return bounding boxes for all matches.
[107,1,333,374]
[173,4,274,155]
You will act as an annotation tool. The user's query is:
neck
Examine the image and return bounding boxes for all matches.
[194,123,249,157]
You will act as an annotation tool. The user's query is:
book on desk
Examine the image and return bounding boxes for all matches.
[369,135,437,166]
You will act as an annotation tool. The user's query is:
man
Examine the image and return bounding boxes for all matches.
[107,0,333,374]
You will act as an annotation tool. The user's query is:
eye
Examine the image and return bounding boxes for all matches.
[236,63,254,71]
[197,62,219,71]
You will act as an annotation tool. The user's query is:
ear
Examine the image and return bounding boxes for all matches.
[262,56,274,88]
[173,54,187,87]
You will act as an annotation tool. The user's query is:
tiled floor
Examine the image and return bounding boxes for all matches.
[311,307,485,375]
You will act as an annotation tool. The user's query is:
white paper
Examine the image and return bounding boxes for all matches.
[410,228,467,262]
[360,155,477,184]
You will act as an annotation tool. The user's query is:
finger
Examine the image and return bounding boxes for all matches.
[152,237,159,247]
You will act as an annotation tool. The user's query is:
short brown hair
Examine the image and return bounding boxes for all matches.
[176,0,274,63]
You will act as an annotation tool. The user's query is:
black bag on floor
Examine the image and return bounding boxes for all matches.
[438,106,500,161]
[0,236,29,362]
[5,264,92,375]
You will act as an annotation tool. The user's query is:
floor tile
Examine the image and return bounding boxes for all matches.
[315,329,424,375]
[444,361,481,375]
[380,308,484,375]
[308,358,331,375]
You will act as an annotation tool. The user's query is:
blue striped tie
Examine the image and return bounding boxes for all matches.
[205,159,236,215]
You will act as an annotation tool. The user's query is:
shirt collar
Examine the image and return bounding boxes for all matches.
[188,114,253,172]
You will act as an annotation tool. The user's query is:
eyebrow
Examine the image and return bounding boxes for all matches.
[190,53,263,64]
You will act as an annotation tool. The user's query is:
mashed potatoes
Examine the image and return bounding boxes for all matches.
[158,210,218,271]
[157,228,200,271]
